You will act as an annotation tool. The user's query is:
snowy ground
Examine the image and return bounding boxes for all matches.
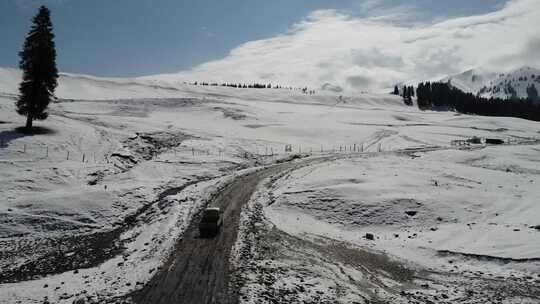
[234,146,540,303]
[0,70,539,303]
[268,146,540,260]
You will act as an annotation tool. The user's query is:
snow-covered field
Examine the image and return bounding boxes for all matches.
[233,147,540,303]
[268,145,540,258]
[0,70,539,303]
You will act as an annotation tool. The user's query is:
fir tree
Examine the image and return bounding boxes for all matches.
[527,84,538,102]
[17,6,58,132]
[393,85,399,95]
[403,86,412,106]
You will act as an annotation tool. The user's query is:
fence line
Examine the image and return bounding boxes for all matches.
[0,141,376,163]
[0,136,537,164]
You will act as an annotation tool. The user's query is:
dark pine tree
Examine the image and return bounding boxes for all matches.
[403,86,412,106]
[17,6,58,132]
[393,85,399,95]
[527,84,539,102]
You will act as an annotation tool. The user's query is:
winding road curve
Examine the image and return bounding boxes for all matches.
[132,163,291,304]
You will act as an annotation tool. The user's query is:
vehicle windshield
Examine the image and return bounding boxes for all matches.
[201,210,219,222]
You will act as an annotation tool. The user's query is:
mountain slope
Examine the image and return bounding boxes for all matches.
[0,67,186,100]
[442,66,540,100]
[0,67,410,110]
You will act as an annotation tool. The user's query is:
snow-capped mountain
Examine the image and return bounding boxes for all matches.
[442,66,540,100]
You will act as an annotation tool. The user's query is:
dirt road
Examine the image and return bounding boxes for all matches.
[131,164,289,304]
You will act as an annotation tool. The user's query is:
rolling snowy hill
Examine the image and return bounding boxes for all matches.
[1,66,540,303]
[0,67,188,100]
[442,66,540,100]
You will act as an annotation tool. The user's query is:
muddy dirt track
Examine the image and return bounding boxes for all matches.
[131,163,291,304]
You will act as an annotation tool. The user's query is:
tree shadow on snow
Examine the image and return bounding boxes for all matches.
[0,126,56,147]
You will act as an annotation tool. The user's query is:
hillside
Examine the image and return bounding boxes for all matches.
[442,66,540,100]
[1,66,540,303]
[0,67,187,100]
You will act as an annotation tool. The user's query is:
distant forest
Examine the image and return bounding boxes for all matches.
[189,81,316,95]
[400,82,540,122]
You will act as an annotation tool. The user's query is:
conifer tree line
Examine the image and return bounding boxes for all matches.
[190,82,315,94]
[416,82,540,121]
[193,82,273,89]
[402,85,414,106]
[392,85,414,106]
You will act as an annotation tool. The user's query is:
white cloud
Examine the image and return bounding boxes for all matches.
[157,0,540,92]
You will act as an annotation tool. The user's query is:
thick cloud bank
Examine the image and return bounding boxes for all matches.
[155,0,540,92]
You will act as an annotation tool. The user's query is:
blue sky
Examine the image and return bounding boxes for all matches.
[0,0,507,77]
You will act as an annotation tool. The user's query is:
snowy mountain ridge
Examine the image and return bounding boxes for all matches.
[441,66,540,100]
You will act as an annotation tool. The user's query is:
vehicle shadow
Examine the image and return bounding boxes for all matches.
[196,232,219,239]
[0,126,56,147]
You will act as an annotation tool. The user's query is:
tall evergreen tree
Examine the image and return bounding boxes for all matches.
[393,85,399,95]
[17,6,58,132]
